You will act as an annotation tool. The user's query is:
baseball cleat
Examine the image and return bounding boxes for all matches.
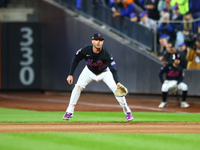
[181,102,190,108]
[158,102,168,108]
[63,112,73,120]
[126,112,133,121]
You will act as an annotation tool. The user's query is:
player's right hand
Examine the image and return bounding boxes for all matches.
[67,75,73,85]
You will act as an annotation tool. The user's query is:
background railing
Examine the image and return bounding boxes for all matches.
[55,0,154,51]
[54,0,200,55]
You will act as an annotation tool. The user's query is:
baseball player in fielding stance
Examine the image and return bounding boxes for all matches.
[158,53,190,108]
[63,33,133,121]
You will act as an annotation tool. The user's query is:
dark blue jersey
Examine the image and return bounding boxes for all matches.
[69,45,120,83]
[159,63,184,84]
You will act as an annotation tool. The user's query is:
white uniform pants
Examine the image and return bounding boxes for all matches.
[161,80,188,92]
[66,66,131,115]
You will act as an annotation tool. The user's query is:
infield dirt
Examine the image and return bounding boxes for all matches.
[0,92,200,133]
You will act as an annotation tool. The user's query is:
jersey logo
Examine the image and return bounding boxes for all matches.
[167,70,180,77]
[87,59,103,66]
[87,59,106,70]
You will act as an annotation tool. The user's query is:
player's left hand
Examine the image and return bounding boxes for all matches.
[67,75,73,85]
[114,83,128,97]
[169,84,178,94]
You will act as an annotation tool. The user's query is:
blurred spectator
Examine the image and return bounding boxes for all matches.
[180,12,197,48]
[112,0,135,18]
[186,36,200,69]
[188,0,200,18]
[110,0,123,13]
[170,0,189,15]
[158,34,168,60]
[170,6,183,23]
[144,0,160,20]
[76,0,82,9]
[109,0,115,7]
[130,12,138,22]
[198,18,200,35]
[134,0,145,10]
[161,39,186,68]
[178,42,187,52]
[158,0,173,15]
[177,42,188,68]
[132,1,144,15]
[170,6,183,48]
[170,6,183,35]
[139,12,156,31]
[161,39,186,69]
[157,12,176,41]
[159,8,170,24]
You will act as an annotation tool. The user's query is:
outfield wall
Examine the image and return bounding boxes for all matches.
[1,0,200,96]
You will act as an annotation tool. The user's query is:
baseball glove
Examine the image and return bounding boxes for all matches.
[169,84,178,94]
[114,83,128,97]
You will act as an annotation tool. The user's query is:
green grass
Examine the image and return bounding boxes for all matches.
[0,107,200,150]
[0,107,200,123]
[0,133,200,150]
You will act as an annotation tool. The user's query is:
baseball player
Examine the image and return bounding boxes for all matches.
[158,52,190,108]
[63,33,133,121]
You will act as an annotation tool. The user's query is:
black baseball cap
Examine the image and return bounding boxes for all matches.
[92,33,104,40]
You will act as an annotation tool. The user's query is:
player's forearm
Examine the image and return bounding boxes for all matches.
[69,59,79,75]
[110,67,120,84]
[159,72,164,83]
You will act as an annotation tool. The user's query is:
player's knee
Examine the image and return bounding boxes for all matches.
[161,85,169,92]
[75,84,85,91]
[181,84,188,91]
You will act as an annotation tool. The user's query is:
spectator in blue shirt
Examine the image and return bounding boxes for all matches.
[138,0,145,10]
[189,0,200,18]
[157,13,175,41]
[110,0,123,13]
[112,0,135,18]
[76,0,81,9]
[109,0,115,7]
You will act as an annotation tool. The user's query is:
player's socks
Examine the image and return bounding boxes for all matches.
[182,91,187,101]
[162,92,168,102]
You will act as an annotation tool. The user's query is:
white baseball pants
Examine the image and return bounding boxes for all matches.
[161,80,188,92]
[66,66,131,115]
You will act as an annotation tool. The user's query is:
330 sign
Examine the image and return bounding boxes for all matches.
[19,27,35,86]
